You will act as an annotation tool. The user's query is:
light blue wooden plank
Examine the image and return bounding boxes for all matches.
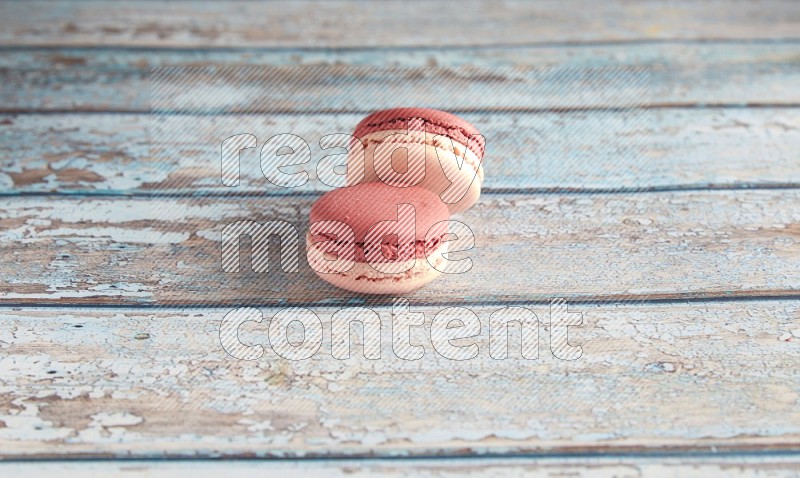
[3,42,800,71]
[2,1,799,49]
[2,108,798,195]
[0,301,798,458]
[2,43,800,111]
[1,190,797,306]
[3,455,800,475]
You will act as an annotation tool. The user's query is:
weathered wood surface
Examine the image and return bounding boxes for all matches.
[142,64,648,113]
[1,191,798,306]
[3,108,799,195]
[2,1,799,48]
[0,301,798,458]
[4,456,800,477]
[2,0,800,466]
[5,43,800,73]
[4,43,800,113]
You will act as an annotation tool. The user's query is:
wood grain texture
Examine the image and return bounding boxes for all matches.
[0,301,798,458]
[4,456,800,477]
[3,108,798,195]
[4,43,800,112]
[1,191,798,306]
[1,1,799,48]
[2,0,799,465]
[6,42,800,72]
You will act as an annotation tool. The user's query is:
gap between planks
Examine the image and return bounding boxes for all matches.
[3,37,800,53]
[4,294,800,311]
[3,184,800,200]
[5,105,800,115]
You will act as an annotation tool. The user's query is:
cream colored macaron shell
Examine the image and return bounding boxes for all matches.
[307,231,449,295]
[347,129,483,214]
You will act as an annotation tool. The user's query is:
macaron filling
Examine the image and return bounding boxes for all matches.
[311,232,445,263]
[307,237,450,285]
[358,132,484,183]
[350,250,448,283]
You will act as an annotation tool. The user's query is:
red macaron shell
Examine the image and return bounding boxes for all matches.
[309,183,449,244]
[353,108,485,159]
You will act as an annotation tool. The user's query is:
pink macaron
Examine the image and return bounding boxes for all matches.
[347,108,485,214]
[306,182,450,294]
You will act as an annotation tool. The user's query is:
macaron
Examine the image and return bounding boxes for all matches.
[347,108,485,214]
[307,182,450,294]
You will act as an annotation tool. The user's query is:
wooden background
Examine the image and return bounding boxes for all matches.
[1,1,799,475]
